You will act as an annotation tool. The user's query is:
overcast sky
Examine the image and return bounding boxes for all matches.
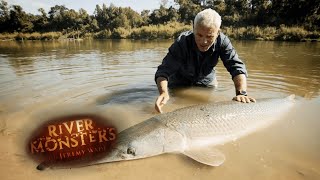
[6,0,176,15]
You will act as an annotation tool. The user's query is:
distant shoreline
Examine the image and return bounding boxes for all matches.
[1,24,319,42]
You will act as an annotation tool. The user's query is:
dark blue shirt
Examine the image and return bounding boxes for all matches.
[155,31,248,86]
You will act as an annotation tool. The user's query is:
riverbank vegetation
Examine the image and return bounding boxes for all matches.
[0,0,319,41]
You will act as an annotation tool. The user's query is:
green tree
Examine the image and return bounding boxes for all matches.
[123,7,143,28]
[212,0,226,15]
[95,4,143,30]
[111,12,130,29]
[63,9,79,31]
[9,5,33,32]
[32,8,48,32]
[80,8,100,33]
[107,3,118,28]
[175,0,201,23]
[141,10,150,25]
[269,0,320,29]
[249,0,271,25]
[89,18,99,31]
[0,0,10,32]
[303,0,320,30]
[150,5,169,24]
[167,6,179,22]
[48,5,68,31]
[234,0,249,15]
[94,4,109,30]
[150,5,179,24]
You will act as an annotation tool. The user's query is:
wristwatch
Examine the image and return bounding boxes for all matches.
[236,90,247,96]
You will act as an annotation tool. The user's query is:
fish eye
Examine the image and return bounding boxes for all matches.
[127,147,135,155]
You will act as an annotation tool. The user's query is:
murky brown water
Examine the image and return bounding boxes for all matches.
[0,39,319,179]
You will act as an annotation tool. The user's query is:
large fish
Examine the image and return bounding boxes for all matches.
[37,95,295,170]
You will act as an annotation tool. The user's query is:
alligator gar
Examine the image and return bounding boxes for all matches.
[37,95,295,170]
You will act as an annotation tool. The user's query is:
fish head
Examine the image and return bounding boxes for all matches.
[103,119,166,162]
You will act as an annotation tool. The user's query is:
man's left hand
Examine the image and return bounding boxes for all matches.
[232,95,256,103]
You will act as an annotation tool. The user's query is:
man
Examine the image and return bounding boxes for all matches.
[154,9,256,113]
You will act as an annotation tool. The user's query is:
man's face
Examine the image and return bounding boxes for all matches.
[194,25,219,52]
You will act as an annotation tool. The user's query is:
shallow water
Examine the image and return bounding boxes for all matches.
[0,39,319,179]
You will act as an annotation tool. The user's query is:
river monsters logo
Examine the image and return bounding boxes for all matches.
[27,114,117,169]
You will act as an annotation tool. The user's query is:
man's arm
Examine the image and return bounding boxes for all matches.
[219,34,248,79]
[154,35,186,82]
[233,74,247,94]
[155,77,170,113]
[232,74,256,103]
[154,33,189,113]
[218,33,255,103]
[156,77,169,94]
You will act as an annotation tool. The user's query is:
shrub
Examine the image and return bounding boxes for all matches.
[276,25,309,41]
[0,33,16,40]
[130,22,191,40]
[111,27,131,39]
[94,30,112,39]
[14,33,24,40]
[41,32,62,40]
[28,32,42,40]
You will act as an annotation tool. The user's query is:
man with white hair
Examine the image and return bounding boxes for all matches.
[154,9,256,113]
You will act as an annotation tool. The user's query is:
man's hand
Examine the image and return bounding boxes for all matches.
[155,92,169,113]
[232,74,255,103]
[155,77,169,113]
[232,95,256,103]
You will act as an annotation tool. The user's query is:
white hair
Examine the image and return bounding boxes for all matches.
[194,9,222,30]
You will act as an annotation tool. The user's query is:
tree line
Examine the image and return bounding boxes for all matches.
[0,0,319,40]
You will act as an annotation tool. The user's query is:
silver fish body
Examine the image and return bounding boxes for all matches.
[37,95,295,170]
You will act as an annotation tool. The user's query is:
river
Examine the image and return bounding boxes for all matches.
[0,39,319,179]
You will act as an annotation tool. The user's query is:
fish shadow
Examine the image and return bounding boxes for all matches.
[96,87,158,106]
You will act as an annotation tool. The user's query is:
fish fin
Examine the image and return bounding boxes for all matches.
[183,147,225,166]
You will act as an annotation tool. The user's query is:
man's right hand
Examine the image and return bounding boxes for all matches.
[155,92,169,113]
[155,77,169,113]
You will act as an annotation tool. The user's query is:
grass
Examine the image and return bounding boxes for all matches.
[91,22,192,40]
[0,23,319,42]
[222,25,320,41]
[0,32,62,41]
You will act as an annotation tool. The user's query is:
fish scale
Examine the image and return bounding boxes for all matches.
[163,97,294,141]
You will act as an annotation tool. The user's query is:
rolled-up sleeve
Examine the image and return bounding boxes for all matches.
[155,39,184,82]
[219,35,248,79]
